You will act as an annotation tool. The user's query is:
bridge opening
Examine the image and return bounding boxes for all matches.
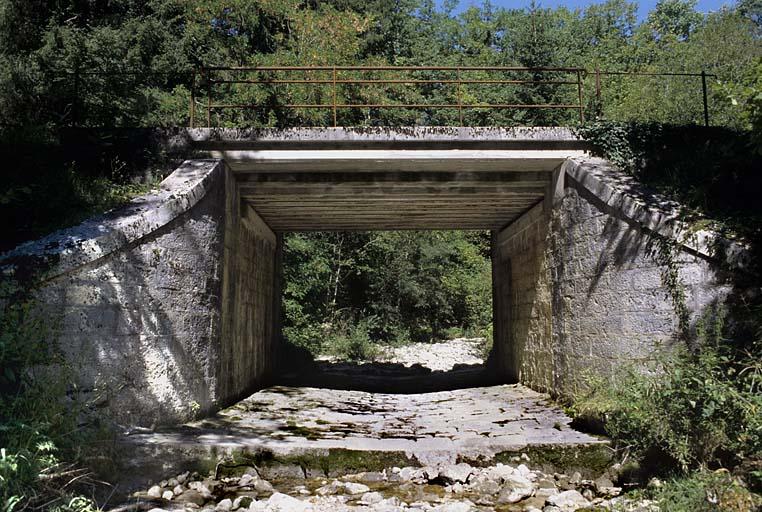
[276,229,495,392]
[215,127,583,400]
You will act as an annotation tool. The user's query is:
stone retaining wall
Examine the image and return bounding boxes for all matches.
[0,160,281,426]
[493,157,742,396]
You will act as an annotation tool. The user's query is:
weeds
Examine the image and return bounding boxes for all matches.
[0,280,107,511]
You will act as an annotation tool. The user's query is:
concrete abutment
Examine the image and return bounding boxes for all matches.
[0,127,748,425]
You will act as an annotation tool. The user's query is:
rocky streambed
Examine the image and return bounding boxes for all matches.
[121,459,659,512]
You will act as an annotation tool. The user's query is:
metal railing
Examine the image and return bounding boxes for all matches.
[189,66,717,128]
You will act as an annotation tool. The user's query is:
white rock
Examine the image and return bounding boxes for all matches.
[248,500,268,512]
[483,464,516,483]
[161,490,174,501]
[216,498,233,511]
[254,478,274,493]
[433,500,475,512]
[398,467,418,481]
[315,480,343,496]
[517,464,533,477]
[438,463,473,484]
[497,475,535,504]
[267,492,311,511]
[546,490,590,512]
[343,482,370,495]
[173,485,184,495]
[177,471,190,484]
[147,485,163,498]
[360,492,384,505]
[240,474,254,486]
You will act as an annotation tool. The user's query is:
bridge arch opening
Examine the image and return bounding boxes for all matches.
[3,126,733,429]
[275,229,496,392]
[213,127,582,399]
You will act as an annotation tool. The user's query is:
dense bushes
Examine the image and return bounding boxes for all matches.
[282,231,493,360]
[0,279,113,512]
[573,343,762,472]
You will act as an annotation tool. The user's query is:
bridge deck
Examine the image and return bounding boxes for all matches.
[191,127,587,231]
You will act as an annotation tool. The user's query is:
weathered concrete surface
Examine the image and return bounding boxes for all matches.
[192,127,587,232]
[1,159,282,426]
[493,156,747,396]
[117,383,605,493]
[1,127,750,425]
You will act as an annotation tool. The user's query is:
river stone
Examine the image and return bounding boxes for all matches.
[394,467,414,482]
[496,475,534,504]
[482,463,517,483]
[316,480,344,496]
[147,485,163,498]
[353,471,386,483]
[215,499,233,511]
[360,492,384,505]
[161,490,174,501]
[343,482,370,495]
[438,463,474,484]
[254,478,275,494]
[266,493,310,511]
[546,490,589,511]
[433,501,474,512]
[176,489,206,506]
[233,496,254,509]
[468,477,500,495]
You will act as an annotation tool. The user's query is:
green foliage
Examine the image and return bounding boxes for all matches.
[633,470,761,511]
[323,317,379,362]
[0,280,105,511]
[576,121,762,249]
[571,317,762,473]
[281,231,493,357]
[0,0,758,131]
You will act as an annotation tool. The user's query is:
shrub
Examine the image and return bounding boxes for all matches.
[324,318,379,362]
[638,470,761,512]
[0,280,103,511]
[572,340,762,474]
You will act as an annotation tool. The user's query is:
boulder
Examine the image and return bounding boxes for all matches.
[545,490,590,512]
[496,475,535,504]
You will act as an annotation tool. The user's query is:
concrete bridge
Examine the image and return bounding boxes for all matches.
[0,127,742,426]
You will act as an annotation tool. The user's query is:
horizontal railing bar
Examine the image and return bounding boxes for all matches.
[202,65,584,72]
[209,79,579,85]
[596,71,718,77]
[209,103,581,109]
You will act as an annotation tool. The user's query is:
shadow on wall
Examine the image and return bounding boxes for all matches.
[0,159,268,428]
[33,175,226,426]
[549,161,752,396]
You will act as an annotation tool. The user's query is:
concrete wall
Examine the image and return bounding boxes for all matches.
[0,160,281,426]
[493,157,742,396]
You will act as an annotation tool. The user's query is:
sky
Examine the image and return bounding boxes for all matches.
[436,0,735,21]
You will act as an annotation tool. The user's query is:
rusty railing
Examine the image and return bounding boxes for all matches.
[190,66,716,128]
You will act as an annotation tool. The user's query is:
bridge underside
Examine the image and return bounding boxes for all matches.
[194,128,587,231]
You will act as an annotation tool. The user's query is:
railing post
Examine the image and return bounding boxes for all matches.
[72,64,80,127]
[457,67,463,126]
[332,66,338,128]
[576,69,584,124]
[701,70,710,127]
[189,69,196,128]
[595,68,601,103]
[205,68,212,128]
